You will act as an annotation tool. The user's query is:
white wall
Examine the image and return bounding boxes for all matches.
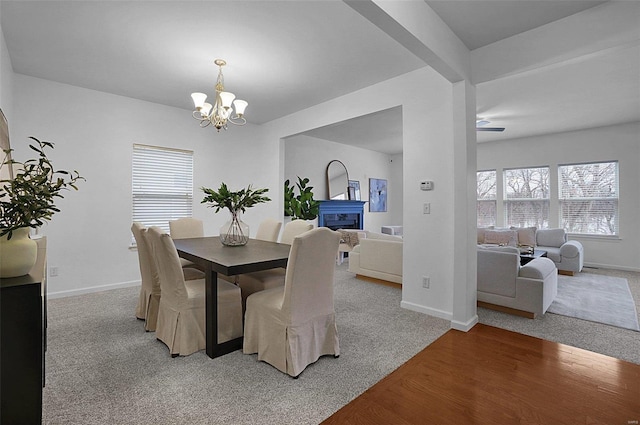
[265,67,471,323]
[0,12,14,126]
[284,134,401,232]
[11,75,282,296]
[477,122,640,272]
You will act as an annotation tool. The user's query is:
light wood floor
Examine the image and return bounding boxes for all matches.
[322,324,640,425]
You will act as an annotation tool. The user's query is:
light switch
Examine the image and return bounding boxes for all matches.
[423,203,431,214]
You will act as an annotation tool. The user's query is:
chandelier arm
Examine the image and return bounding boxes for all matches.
[226,116,247,126]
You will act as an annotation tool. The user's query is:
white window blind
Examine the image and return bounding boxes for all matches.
[504,166,550,228]
[477,170,497,227]
[559,161,618,235]
[132,144,193,238]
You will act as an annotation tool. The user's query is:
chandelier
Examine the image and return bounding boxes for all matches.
[191,59,248,131]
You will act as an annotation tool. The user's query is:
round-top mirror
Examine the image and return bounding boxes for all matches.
[327,160,349,200]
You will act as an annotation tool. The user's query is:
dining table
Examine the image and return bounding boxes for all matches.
[173,236,291,359]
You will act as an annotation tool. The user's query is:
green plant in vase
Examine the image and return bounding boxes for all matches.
[284,176,319,221]
[0,137,84,277]
[201,182,270,246]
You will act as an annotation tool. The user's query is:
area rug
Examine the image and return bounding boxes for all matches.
[548,273,640,331]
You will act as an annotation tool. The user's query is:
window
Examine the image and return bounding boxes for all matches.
[504,167,550,228]
[132,144,193,238]
[559,161,618,235]
[477,170,497,227]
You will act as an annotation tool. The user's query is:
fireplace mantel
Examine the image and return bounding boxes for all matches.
[318,200,365,231]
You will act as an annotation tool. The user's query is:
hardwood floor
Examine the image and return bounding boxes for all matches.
[322,324,640,425]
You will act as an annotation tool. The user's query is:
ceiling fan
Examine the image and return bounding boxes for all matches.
[476,119,505,132]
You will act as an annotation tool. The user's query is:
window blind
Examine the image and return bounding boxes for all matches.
[477,170,497,227]
[504,167,550,228]
[132,144,193,238]
[559,161,618,235]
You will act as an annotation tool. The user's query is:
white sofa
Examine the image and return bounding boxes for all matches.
[477,245,558,318]
[478,226,584,275]
[348,232,402,284]
[535,229,584,275]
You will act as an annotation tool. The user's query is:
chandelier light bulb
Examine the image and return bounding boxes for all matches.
[201,102,213,117]
[191,92,207,110]
[233,100,248,116]
[219,91,235,109]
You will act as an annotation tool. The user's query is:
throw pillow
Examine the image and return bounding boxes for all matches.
[349,231,360,247]
[483,229,518,247]
[510,226,537,247]
[477,226,494,244]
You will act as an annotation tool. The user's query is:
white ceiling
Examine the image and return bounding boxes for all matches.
[1,1,638,154]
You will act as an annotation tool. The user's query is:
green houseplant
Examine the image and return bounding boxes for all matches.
[0,137,84,277]
[201,182,270,246]
[284,176,319,221]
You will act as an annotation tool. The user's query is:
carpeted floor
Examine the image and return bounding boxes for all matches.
[43,262,450,425]
[43,264,640,424]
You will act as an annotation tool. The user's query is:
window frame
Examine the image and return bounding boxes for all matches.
[503,166,550,229]
[558,160,619,236]
[131,144,194,244]
[476,169,497,227]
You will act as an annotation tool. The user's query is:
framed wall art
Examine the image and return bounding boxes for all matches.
[348,180,360,200]
[369,178,387,212]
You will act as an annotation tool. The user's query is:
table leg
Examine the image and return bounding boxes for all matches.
[205,263,218,359]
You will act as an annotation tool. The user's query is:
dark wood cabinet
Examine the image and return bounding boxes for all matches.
[1,237,46,425]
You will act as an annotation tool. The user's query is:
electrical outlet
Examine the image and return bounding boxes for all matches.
[422,276,430,289]
[50,266,59,277]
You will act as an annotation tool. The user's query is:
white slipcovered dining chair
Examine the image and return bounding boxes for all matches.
[237,220,313,310]
[255,218,282,242]
[147,226,243,357]
[243,227,341,377]
[132,222,161,331]
[169,217,204,270]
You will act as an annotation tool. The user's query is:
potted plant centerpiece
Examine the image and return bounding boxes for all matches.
[201,182,270,246]
[0,137,84,278]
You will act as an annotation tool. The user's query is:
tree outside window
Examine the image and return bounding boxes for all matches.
[504,167,550,228]
[559,161,618,235]
[477,170,496,227]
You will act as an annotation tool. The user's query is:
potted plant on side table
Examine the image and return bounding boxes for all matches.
[201,182,270,246]
[0,137,84,278]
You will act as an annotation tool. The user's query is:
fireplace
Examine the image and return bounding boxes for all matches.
[318,200,365,231]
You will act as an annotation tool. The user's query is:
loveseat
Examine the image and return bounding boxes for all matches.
[478,226,584,275]
[347,232,402,285]
[477,245,558,318]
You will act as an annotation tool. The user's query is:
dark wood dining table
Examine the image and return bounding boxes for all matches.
[173,236,290,359]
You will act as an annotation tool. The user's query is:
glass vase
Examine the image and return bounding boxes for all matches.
[220,212,250,246]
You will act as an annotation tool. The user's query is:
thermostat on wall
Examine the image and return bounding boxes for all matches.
[420,180,434,191]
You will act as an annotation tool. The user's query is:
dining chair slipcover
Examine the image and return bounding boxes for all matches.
[237,220,314,310]
[255,218,282,242]
[169,217,204,270]
[243,227,341,377]
[148,226,243,357]
[132,222,161,331]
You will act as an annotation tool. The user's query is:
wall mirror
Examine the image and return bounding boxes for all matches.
[326,160,349,200]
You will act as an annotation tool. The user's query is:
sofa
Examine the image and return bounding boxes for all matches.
[478,226,584,275]
[347,231,402,285]
[477,245,558,318]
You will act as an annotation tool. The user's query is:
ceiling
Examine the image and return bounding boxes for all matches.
[2,1,637,154]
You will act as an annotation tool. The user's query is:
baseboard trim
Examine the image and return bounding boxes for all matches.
[48,280,141,299]
[401,301,453,321]
[584,262,640,273]
[355,274,402,289]
[451,315,479,332]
